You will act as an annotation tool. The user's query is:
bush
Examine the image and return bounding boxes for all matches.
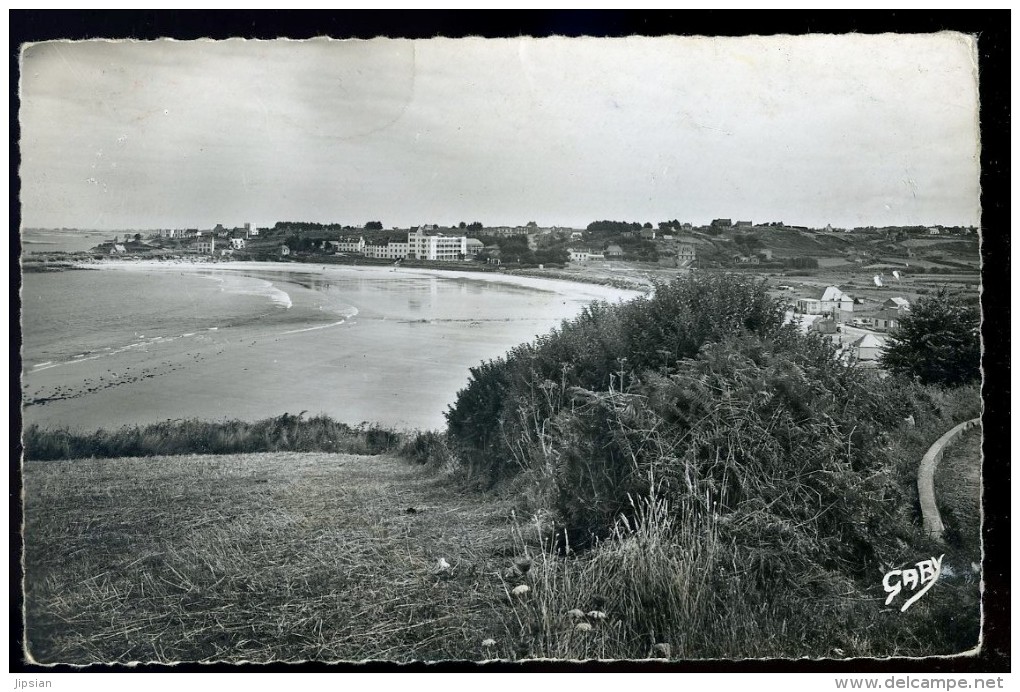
[445,274,786,485]
[398,430,457,471]
[443,271,983,656]
[23,414,405,461]
[881,289,981,386]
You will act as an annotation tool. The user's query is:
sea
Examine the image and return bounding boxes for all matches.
[20,231,639,431]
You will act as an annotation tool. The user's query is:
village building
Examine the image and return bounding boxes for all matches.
[487,226,531,237]
[849,333,886,363]
[336,236,366,253]
[676,243,696,266]
[568,248,602,262]
[796,286,854,315]
[604,244,624,258]
[883,297,911,311]
[109,244,127,255]
[364,239,410,260]
[640,228,656,240]
[796,298,822,314]
[465,238,485,256]
[197,237,216,254]
[230,237,246,250]
[154,228,189,239]
[871,297,911,331]
[819,286,854,313]
[872,310,904,331]
[812,317,839,335]
[279,245,291,256]
[408,227,467,261]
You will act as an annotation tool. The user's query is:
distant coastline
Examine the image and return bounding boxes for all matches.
[22,251,654,292]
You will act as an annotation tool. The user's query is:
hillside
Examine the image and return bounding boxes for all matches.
[22,274,983,664]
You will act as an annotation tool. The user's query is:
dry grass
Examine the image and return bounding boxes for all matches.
[23,447,982,664]
[23,452,529,664]
[934,428,983,563]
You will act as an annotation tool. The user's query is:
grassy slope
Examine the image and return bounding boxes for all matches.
[934,428,983,564]
[23,445,984,664]
[24,453,529,664]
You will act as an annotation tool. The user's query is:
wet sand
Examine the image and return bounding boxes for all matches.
[22,261,641,431]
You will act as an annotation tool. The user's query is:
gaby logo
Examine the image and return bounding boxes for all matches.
[882,554,944,612]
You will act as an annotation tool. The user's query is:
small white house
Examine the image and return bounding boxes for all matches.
[820,286,854,313]
[568,248,602,262]
[230,237,246,250]
[850,333,886,362]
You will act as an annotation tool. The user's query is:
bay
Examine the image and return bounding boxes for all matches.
[21,261,640,431]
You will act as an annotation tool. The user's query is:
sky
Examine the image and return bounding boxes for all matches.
[19,34,981,231]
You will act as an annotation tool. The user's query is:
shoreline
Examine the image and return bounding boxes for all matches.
[71,256,649,302]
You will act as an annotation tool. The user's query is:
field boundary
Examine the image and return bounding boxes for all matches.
[918,417,981,540]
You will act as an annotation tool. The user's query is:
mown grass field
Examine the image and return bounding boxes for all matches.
[23,453,534,664]
[23,446,984,665]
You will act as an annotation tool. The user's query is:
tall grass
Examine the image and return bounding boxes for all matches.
[23,413,403,461]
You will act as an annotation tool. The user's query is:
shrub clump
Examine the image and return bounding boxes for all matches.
[23,414,404,461]
[446,273,786,484]
[443,272,982,655]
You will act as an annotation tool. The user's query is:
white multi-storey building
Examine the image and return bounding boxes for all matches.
[354,229,468,261]
[154,228,189,239]
[364,240,409,260]
[408,227,467,261]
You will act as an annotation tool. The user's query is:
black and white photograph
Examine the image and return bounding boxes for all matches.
[15,15,1004,674]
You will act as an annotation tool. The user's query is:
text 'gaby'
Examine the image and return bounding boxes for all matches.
[883,554,944,612]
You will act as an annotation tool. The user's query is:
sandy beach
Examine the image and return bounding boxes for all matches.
[22,260,642,431]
